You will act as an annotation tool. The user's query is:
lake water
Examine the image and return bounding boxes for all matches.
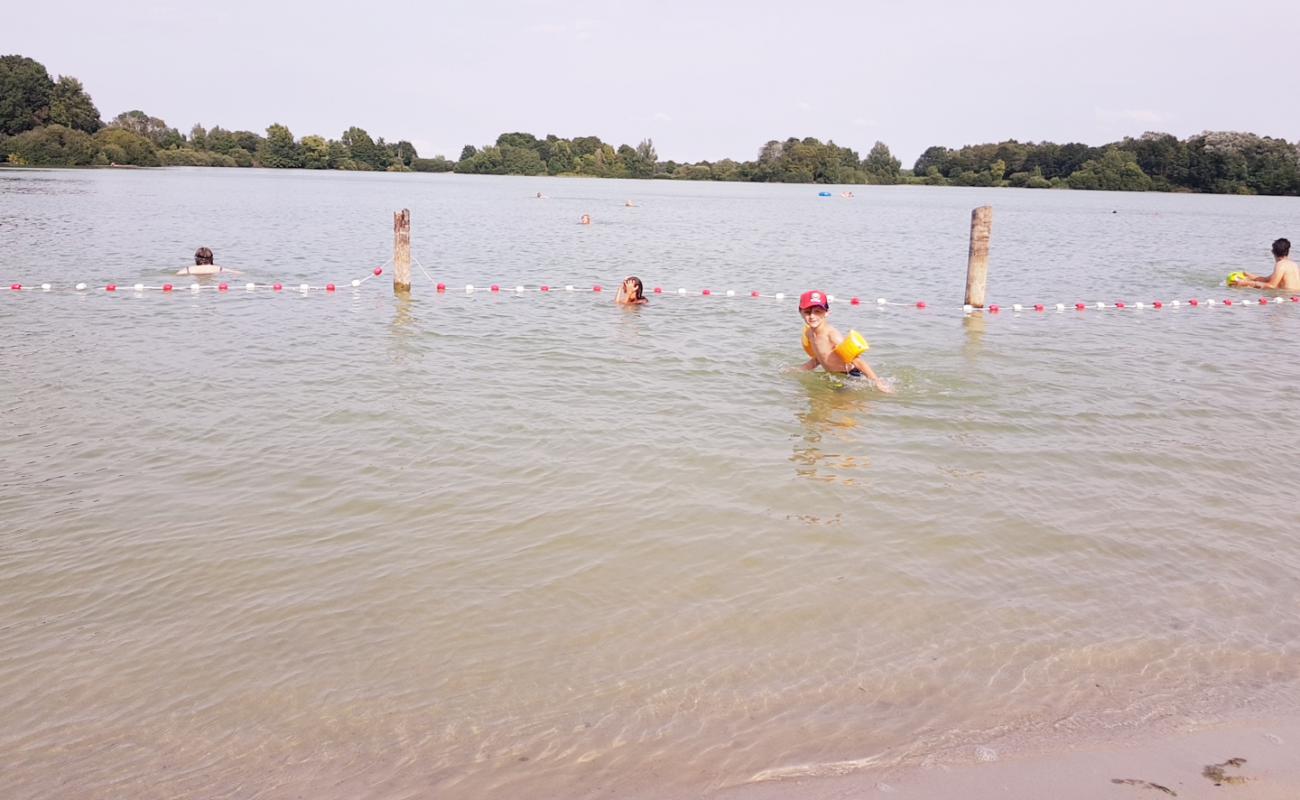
[3,168,1300,799]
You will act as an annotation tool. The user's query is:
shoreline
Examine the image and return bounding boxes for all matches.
[714,713,1300,800]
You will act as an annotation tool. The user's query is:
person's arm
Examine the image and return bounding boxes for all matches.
[1242,266,1285,289]
[852,356,894,393]
[800,357,819,371]
[614,282,629,304]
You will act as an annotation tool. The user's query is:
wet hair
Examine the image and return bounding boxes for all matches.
[1273,238,1291,258]
[194,247,215,265]
[626,276,644,301]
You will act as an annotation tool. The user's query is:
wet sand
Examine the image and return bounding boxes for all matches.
[717,715,1300,800]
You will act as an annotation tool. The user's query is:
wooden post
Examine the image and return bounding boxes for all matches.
[393,209,411,294]
[964,205,992,308]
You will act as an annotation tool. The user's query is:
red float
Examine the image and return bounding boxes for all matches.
[1153,301,1163,309]
[9,283,19,291]
[1034,304,1044,311]
[538,285,548,292]
[751,290,760,297]
[989,304,1000,313]
[490,284,500,292]
[653,287,663,294]
[593,285,602,292]
[106,284,117,292]
[273,283,283,291]
[219,283,229,292]
[917,301,928,309]
[1075,303,1086,310]
[850,297,860,305]
[702,289,711,296]
[325,283,335,292]
[373,267,383,276]
[1115,302,1126,309]
[1224,299,1233,306]
[1189,299,1199,306]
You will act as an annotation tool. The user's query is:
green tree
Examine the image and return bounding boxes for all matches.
[501,144,546,174]
[546,139,574,173]
[0,55,54,134]
[47,76,101,133]
[109,110,180,147]
[231,130,262,154]
[455,145,504,173]
[300,134,330,169]
[189,124,208,150]
[258,123,302,168]
[458,144,477,162]
[327,139,351,168]
[411,156,454,172]
[5,124,96,165]
[571,135,605,158]
[93,127,160,166]
[863,141,901,184]
[1067,148,1152,191]
[342,126,381,169]
[392,140,418,167]
[496,131,539,151]
[205,126,236,154]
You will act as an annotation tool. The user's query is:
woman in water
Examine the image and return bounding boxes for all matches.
[615,276,648,305]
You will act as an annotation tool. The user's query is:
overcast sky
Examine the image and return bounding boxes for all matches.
[6,0,1298,165]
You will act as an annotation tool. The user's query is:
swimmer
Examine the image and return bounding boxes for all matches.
[615,276,648,305]
[580,214,591,225]
[178,246,240,276]
[625,199,636,207]
[536,191,545,199]
[1232,238,1300,290]
[798,290,892,393]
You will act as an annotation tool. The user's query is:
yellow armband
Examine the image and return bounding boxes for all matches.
[833,330,869,362]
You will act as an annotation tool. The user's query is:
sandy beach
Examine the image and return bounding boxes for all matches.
[716,715,1300,800]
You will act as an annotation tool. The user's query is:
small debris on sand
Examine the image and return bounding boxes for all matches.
[1111,778,1177,796]
[1202,757,1249,786]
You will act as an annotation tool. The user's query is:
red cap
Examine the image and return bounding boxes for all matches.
[799,290,828,310]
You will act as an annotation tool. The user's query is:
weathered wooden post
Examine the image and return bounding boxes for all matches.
[393,208,411,294]
[964,205,992,308]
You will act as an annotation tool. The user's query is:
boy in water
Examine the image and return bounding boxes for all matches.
[1233,238,1299,290]
[798,290,892,393]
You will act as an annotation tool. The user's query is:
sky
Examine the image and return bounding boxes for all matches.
[6,0,1299,166]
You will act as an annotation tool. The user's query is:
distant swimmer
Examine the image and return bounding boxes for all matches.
[841,191,854,199]
[797,290,892,393]
[536,191,545,199]
[580,214,591,225]
[615,276,648,305]
[625,199,636,207]
[1230,238,1300,290]
[178,246,240,276]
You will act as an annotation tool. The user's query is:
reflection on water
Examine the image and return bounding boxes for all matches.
[4,169,1300,800]
[791,374,875,484]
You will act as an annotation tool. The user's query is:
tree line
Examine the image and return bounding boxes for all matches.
[4,54,1300,195]
[0,55,429,172]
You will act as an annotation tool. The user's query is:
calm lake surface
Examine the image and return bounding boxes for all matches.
[3,168,1300,799]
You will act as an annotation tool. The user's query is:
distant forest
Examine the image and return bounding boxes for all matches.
[4,54,1300,196]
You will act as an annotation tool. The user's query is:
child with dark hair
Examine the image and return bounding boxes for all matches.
[179,246,240,276]
[615,276,648,305]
